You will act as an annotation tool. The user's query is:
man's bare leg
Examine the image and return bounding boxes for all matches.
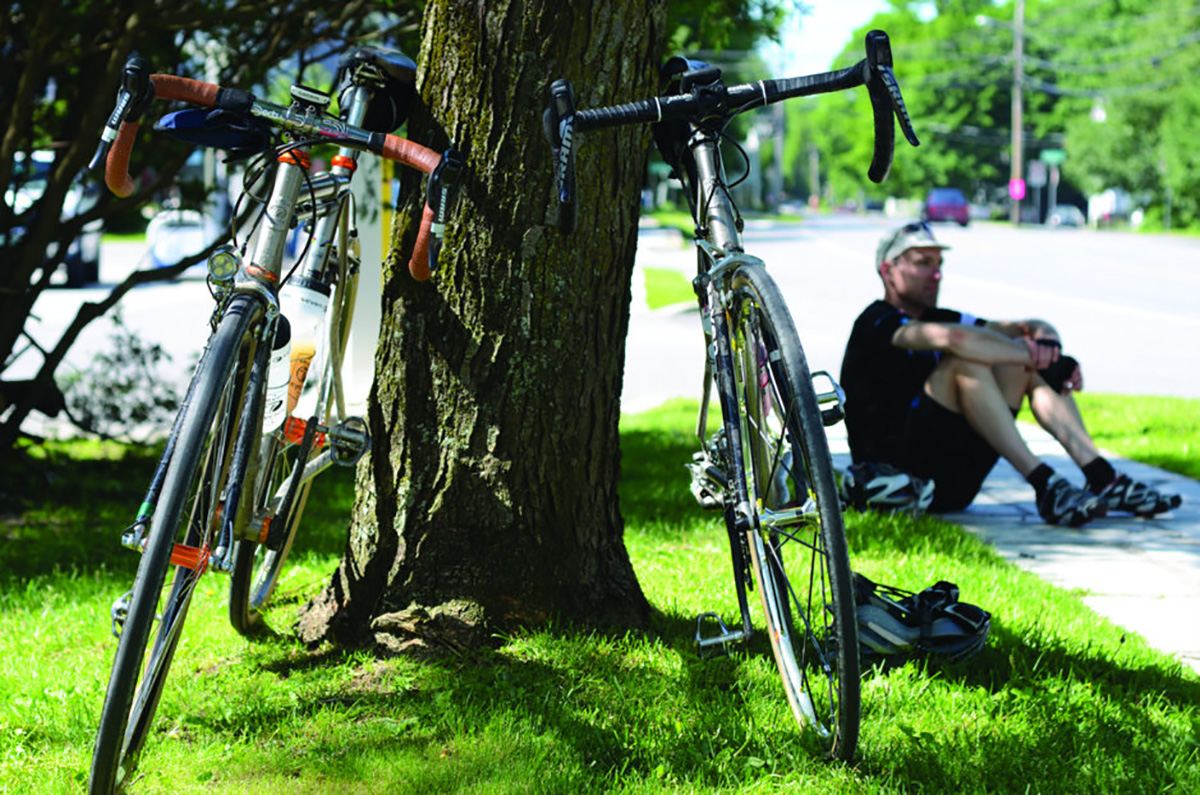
[1028,380,1102,468]
[925,358,1040,476]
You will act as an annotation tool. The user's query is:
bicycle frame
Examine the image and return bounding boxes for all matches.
[542,37,911,761]
[681,125,769,649]
[116,82,378,573]
[685,121,847,654]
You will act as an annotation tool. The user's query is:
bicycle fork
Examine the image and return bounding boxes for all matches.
[691,295,758,654]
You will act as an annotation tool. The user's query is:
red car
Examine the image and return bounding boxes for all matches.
[922,187,970,226]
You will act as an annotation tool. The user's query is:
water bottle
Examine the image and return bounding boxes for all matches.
[278,276,331,417]
[261,316,292,432]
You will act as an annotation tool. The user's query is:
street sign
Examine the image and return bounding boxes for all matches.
[1027,160,1047,188]
[1040,148,1067,165]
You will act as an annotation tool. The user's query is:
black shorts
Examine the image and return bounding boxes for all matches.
[899,395,1009,513]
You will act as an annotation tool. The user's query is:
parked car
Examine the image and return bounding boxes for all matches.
[921,187,970,227]
[146,207,221,275]
[4,150,103,287]
[1046,205,1086,228]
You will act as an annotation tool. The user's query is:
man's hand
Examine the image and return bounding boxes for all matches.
[1024,337,1062,371]
[1037,353,1084,394]
[1062,359,1084,392]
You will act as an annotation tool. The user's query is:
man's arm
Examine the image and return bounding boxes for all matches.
[891,320,1050,368]
[984,318,1059,342]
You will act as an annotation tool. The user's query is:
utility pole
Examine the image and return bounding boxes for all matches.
[1009,0,1025,225]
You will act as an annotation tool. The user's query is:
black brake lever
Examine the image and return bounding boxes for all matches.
[863,31,918,184]
[426,147,465,274]
[542,78,578,234]
[88,54,154,174]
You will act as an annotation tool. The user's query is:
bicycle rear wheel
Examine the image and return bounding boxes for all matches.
[89,295,264,794]
[726,262,860,760]
[229,231,361,636]
[227,432,313,635]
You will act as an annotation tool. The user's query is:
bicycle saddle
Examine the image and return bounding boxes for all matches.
[335,45,418,133]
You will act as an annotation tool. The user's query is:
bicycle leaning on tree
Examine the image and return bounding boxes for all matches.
[85,47,462,793]
[543,30,918,760]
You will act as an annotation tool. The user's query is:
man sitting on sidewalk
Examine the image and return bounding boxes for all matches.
[840,221,1181,526]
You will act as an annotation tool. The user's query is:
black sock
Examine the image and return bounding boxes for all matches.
[1082,457,1117,493]
[1026,463,1054,499]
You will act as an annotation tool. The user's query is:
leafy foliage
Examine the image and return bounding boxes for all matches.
[58,308,185,443]
[0,0,422,449]
[667,0,805,54]
[783,0,1200,228]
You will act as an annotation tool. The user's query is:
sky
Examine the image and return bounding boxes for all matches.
[762,1,893,78]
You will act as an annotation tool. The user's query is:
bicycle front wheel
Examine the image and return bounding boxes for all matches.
[726,262,860,760]
[89,295,264,793]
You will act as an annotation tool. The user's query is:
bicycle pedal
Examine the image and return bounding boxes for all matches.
[694,611,746,655]
[811,370,845,427]
[110,590,133,639]
[330,416,371,466]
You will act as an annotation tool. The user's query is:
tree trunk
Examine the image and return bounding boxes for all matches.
[296,0,668,648]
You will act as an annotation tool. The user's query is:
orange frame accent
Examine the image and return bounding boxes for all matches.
[169,543,211,573]
[278,149,311,169]
[283,416,328,448]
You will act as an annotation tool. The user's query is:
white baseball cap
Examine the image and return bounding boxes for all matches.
[876,221,950,272]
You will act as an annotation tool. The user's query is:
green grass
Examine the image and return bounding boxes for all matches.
[100,232,147,243]
[642,266,694,310]
[2,396,1197,793]
[1019,392,1200,480]
[643,208,804,240]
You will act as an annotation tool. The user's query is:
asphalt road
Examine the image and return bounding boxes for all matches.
[624,215,1200,413]
[13,215,1200,437]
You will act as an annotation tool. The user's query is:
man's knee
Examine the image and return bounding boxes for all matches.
[926,356,1011,410]
[993,363,1034,406]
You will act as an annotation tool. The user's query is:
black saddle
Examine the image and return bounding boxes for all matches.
[334,45,418,134]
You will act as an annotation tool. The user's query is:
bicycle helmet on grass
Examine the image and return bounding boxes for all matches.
[853,572,990,665]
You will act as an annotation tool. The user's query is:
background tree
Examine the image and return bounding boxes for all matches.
[0,0,422,450]
[780,0,1200,228]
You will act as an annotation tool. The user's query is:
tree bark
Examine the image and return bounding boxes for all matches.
[296,0,668,647]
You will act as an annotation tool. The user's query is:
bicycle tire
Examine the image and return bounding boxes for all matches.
[725,262,861,760]
[89,295,264,794]
[228,229,359,636]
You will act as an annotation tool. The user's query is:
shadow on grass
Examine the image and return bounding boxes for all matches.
[8,405,1199,791]
[196,609,838,791]
[196,579,1200,793]
[0,441,161,579]
[619,402,712,534]
[0,441,355,584]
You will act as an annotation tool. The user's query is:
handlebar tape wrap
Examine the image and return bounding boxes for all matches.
[105,74,449,280]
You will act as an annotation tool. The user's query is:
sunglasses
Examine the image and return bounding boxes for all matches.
[886,220,932,248]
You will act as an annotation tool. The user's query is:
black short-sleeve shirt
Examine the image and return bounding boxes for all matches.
[839,300,985,465]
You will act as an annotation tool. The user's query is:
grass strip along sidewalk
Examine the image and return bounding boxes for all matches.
[1,396,1197,793]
